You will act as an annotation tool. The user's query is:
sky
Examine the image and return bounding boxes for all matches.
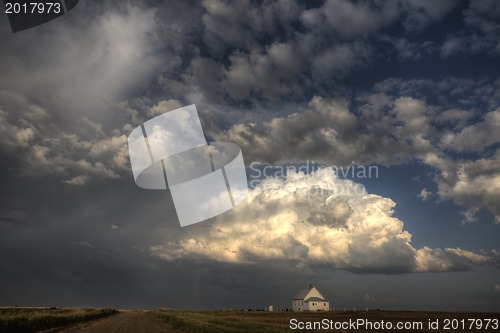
[0,0,499,312]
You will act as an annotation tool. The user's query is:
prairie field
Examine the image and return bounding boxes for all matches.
[0,307,117,333]
[154,309,500,333]
[2,307,499,332]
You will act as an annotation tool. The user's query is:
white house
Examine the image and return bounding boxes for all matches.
[292,284,330,311]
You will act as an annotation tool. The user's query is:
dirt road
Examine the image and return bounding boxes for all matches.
[52,311,183,333]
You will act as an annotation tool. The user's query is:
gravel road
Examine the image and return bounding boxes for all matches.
[51,311,183,333]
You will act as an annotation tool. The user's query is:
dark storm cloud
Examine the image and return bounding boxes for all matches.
[0,170,186,308]
[159,0,464,106]
[0,0,202,309]
[441,0,500,57]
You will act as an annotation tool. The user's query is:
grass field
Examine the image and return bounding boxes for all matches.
[154,309,500,333]
[0,307,117,333]
[2,307,499,332]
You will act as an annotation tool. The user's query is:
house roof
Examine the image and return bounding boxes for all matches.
[305,297,327,302]
[293,285,328,301]
[293,288,311,300]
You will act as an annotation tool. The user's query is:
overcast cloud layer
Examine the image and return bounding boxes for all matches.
[1,0,499,310]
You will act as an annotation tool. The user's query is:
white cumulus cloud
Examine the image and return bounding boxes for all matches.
[151,168,491,273]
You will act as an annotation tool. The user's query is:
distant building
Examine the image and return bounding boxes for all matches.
[292,284,330,311]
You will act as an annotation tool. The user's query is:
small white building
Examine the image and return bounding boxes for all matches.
[292,284,330,311]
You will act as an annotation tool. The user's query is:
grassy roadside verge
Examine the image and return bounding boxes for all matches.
[0,307,117,333]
